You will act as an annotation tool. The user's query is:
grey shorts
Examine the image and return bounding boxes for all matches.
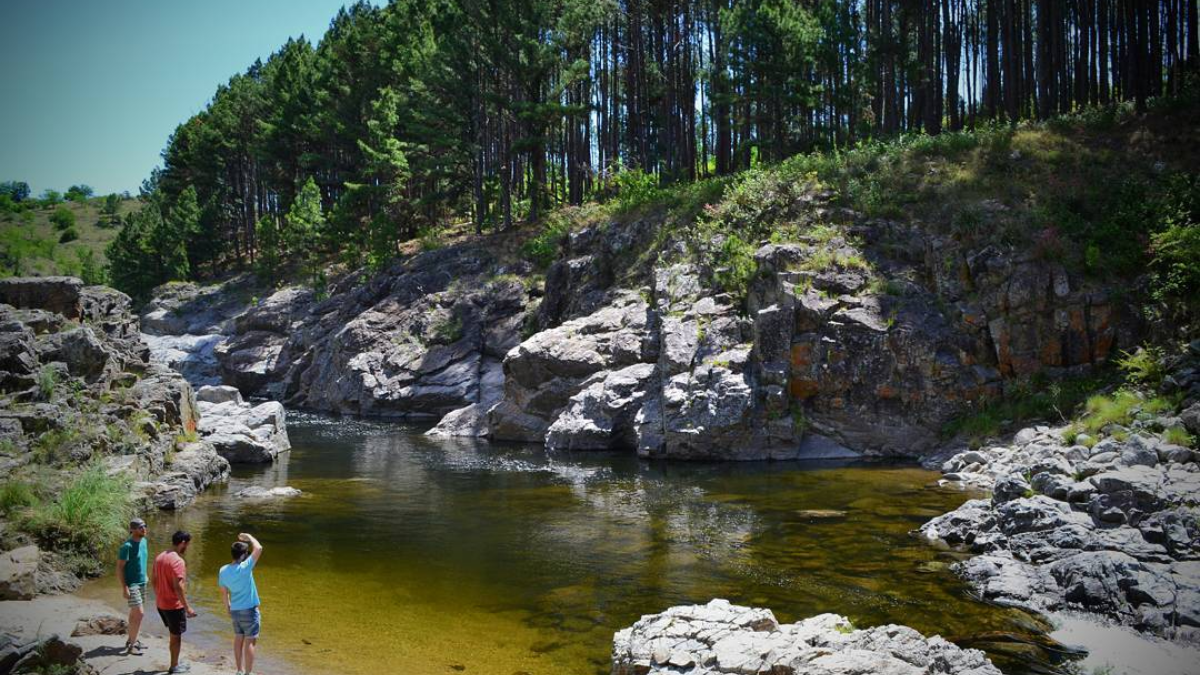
[127,583,146,608]
[230,607,260,638]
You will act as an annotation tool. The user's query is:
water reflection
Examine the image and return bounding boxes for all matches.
[88,412,1052,675]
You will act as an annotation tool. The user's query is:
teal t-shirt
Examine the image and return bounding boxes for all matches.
[118,537,147,586]
[218,557,260,611]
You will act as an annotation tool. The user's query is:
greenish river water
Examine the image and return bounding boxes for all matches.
[88,413,1057,675]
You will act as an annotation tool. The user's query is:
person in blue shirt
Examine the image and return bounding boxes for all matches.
[116,518,149,656]
[218,533,264,675]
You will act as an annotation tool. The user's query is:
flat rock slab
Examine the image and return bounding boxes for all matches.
[612,599,1001,675]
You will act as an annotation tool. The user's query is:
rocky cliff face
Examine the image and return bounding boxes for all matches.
[486,202,1138,458]
[0,277,229,510]
[209,244,535,421]
[180,189,1139,460]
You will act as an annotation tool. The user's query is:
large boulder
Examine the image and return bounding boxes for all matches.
[197,398,290,464]
[545,363,656,450]
[0,277,84,319]
[490,292,655,442]
[134,442,230,510]
[0,546,40,601]
[612,599,1001,675]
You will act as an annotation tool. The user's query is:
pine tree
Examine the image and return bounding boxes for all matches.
[254,215,283,285]
[286,177,326,290]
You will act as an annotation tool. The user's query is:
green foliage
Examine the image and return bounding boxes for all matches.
[521,212,572,269]
[0,180,31,202]
[21,463,133,567]
[102,193,122,221]
[1148,207,1200,316]
[944,373,1114,448]
[611,167,662,211]
[58,226,79,243]
[36,365,57,401]
[105,204,159,301]
[65,185,94,202]
[0,480,39,516]
[73,248,103,285]
[1071,390,1178,437]
[39,189,62,206]
[0,227,55,277]
[158,186,200,281]
[416,224,443,252]
[711,231,758,300]
[1164,426,1196,448]
[287,177,327,289]
[49,206,76,231]
[431,312,463,344]
[1116,346,1166,387]
[254,215,283,284]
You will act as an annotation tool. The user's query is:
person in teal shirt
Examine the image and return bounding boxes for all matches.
[219,533,264,675]
[116,518,148,655]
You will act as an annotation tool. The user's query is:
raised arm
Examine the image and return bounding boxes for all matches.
[238,532,263,564]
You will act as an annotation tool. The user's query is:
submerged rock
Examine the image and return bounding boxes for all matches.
[233,486,302,500]
[612,599,1001,675]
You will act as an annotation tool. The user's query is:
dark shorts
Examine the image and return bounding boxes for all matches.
[158,608,187,635]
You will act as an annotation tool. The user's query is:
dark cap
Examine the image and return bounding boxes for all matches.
[129,518,147,529]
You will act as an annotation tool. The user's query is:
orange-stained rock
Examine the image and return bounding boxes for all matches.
[790,378,819,399]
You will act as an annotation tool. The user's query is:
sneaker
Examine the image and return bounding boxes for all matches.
[168,663,191,674]
[124,641,145,656]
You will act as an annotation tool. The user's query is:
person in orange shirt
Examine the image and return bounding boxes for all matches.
[152,530,198,674]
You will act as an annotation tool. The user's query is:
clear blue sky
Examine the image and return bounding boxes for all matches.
[0,1,384,197]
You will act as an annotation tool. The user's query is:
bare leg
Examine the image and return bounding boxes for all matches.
[233,635,244,672]
[169,633,181,669]
[242,637,256,674]
[126,605,143,644]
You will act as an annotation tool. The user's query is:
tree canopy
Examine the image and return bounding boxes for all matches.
[107,0,1197,293]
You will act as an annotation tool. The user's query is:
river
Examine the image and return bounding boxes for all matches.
[83,412,1058,675]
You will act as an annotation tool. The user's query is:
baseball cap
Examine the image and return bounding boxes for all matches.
[129,518,147,529]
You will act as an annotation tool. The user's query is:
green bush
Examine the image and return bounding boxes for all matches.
[21,463,133,564]
[612,167,661,211]
[36,365,57,400]
[1149,220,1200,315]
[49,206,75,231]
[58,227,79,244]
[1116,346,1166,386]
[520,212,572,269]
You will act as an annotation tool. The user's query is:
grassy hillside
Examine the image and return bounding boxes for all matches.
[0,195,139,281]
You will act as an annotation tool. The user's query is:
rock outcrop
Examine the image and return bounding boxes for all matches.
[0,546,40,601]
[922,346,1200,646]
[168,183,1140,460]
[0,277,229,512]
[207,245,534,422]
[194,385,290,463]
[612,599,1000,675]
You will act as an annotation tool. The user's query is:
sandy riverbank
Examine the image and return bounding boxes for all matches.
[0,591,313,675]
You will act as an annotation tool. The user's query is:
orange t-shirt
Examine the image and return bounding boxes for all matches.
[153,550,187,610]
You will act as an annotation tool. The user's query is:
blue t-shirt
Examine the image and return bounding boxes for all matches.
[218,557,260,611]
[118,538,147,586]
